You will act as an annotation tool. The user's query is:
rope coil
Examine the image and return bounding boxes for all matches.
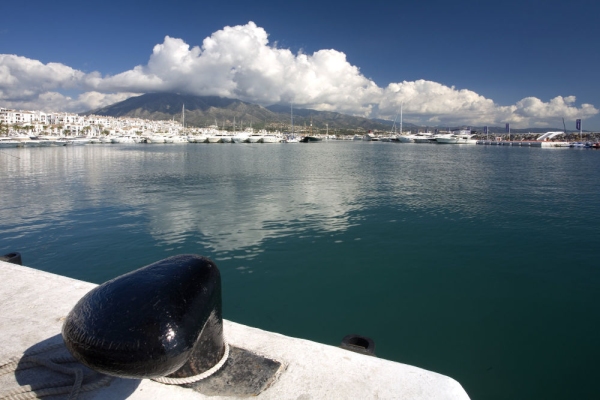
[0,344,112,400]
[152,339,230,385]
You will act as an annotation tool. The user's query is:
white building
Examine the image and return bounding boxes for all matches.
[1,107,184,137]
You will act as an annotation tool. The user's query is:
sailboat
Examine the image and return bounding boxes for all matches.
[232,117,249,143]
[381,114,399,142]
[285,102,299,143]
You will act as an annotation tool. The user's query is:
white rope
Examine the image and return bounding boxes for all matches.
[0,344,112,400]
[152,340,230,385]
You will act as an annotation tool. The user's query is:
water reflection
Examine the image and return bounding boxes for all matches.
[0,145,366,257]
[1,144,598,258]
[123,145,366,253]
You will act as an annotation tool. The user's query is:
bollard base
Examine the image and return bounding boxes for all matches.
[186,345,284,397]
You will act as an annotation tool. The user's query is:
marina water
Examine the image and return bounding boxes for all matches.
[1,142,599,399]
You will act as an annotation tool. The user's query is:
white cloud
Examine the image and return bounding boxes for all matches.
[0,90,136,113]
[0,22,597,127]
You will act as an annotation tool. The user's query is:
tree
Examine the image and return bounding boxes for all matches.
[0,120,8,136]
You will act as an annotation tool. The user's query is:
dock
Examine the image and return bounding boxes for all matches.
[0,259,470,399]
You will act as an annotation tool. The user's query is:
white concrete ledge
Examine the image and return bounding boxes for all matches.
[0,260,470,399]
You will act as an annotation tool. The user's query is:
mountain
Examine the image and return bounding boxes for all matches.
[83,93,572,135]
[82,93,399,134]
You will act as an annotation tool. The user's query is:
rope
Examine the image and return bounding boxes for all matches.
[152,340,230,385]
[0,344,64,376]
[0,344,112,400]
[1,338,230,396]
[1,376,113,400]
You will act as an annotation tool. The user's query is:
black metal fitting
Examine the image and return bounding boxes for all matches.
[0,252,22,265]
[340,334,376,356]
[62,254,224,379]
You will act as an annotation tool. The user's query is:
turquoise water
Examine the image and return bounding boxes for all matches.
[1,142,599,399]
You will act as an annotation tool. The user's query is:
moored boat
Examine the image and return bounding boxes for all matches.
[300,135,323,143]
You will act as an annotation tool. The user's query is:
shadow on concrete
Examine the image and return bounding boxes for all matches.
[7,334,141,399]
[186,345,284,396]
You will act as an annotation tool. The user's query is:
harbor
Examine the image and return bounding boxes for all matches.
[2,107,600,148]
[1,131,598,148]
[1,142,599,399]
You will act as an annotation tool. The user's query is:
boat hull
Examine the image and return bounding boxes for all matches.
[300,136,322,143]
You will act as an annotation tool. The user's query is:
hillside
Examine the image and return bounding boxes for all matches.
[83,93,401,133]
[83,93,573,135]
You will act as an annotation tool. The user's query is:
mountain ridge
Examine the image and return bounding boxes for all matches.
[83,93,571,134]
[83,93,414,133]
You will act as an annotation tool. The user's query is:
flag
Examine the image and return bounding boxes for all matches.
[505,123,510,132]
[576,119,581,130]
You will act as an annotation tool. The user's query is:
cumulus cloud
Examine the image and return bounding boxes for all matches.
[0,22,597,127]
[0,90,136,113]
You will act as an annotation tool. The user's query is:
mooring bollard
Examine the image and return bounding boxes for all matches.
[340,334,376,356]
[62,254,225,380]
[0,252,22,265]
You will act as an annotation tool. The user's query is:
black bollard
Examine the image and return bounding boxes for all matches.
[0,252,22,265]
[62,255,224,379]
[340,334,376,356]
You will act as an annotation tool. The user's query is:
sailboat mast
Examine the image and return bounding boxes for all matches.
[291,102,294,135]
[182,104,185,128]
[400,103,403,136]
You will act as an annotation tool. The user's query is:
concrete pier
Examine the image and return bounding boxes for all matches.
[476,140,570,147]
[0,260,470,399]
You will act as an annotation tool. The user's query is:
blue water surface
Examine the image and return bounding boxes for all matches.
[1,142,599,399]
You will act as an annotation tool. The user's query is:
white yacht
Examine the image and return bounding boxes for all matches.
[206,133,221,143]
[363,131,378,141]
[0,138,20,148]
[168,136,188,144]
[111,136,135,144]
[146,135,166,144]
[187,134,208,143]
[261,133,282,143]
[413,132,437,143]
[218,132,233,143]
[34,136,57,146]
[231,131,250,143]
[284,134,299,143]
[247,132,264,143]
[436,130,476,144]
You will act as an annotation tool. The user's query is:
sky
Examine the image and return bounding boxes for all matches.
[1,0,599,130]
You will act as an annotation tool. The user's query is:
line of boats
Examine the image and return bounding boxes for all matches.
[0,131,303,147]
[2,129,598,148]
[355,129,478,144]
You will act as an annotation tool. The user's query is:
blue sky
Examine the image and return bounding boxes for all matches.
[1,0,599,130]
